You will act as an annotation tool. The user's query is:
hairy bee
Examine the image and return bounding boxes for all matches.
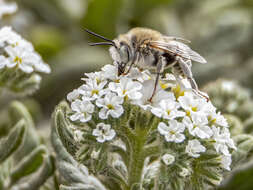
[85,27,208,101]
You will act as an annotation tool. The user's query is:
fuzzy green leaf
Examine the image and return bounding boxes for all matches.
[16,155,55,190]
[9,145,47,185]
[0,119,26,163]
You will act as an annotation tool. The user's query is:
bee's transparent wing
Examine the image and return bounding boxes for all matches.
[163,36,191,44]
[150,41,207,64]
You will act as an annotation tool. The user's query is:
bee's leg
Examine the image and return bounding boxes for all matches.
[177,57,209,101]
[123,52,139,75]
[149,56,165,102]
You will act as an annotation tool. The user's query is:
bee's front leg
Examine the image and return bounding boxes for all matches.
[148,55,165,102]
[177,57,209,101]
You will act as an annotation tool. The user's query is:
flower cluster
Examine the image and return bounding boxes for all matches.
[67,63,236,171]
[0,0,17,19]
[0,26,51,74]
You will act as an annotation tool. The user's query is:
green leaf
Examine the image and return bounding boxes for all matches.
[16,155,55,190]
[10,145,47,185]
[0,119,26,163]
[8,101,41,158]
[51,108,106,190]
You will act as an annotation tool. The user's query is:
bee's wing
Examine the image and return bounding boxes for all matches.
[150,41,207,64]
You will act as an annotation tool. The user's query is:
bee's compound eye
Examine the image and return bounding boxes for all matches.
[119,44,130,63]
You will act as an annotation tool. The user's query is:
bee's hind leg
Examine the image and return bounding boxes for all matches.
[177,57,209,101]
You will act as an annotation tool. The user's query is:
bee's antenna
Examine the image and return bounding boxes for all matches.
[88,42,115,46]
[84,29,115,46]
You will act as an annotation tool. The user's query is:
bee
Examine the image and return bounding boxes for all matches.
[85,27,208,101]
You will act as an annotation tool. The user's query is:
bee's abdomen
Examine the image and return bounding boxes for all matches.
[172,62,184,76]
[163,53,176,67]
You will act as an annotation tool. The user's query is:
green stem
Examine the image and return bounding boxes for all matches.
[128,129,147,189]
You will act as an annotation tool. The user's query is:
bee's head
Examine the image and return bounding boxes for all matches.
[111,40,133,76]
[85,29,132,76]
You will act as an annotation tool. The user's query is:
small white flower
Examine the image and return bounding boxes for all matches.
[0,55,9,69]
[5,45,34,73]
[109,77,142,101]
[0,0,17,19]
[151,99,185,120]
[96,92,124,119]
[101,64,119,81]
[220,154,232,171]
[179,168,190,177]
[208,111,228,127]
[133,79,175,110]
[158,120,185,143]
[0,26,20,47]
[82,71,105,84]
[211,126,236,156]
[79,79,108,100]
[91,149,101,159]
[4,45,50,74]
[73,130,83,142]
[162,154,175,165]
[185,139,206,158]
[128,68,152,82]
[178,92,206,116]
[183,115,213,139]
[70,99,94,122]
[92,123,116,143]
[67,89,80,102]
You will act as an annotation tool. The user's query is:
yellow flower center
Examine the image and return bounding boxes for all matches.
[123,89,127,94]
[191,107,198,112]
[167,109,171,115]
[186,110,191,117]
[96,78,101,84]
[172,85,185,99]
[170,131,175,135]
[91,89,99,95]
[208,116,216,124]
[160,81,169,89]
[14,56,22,65]
[107,104,114,110]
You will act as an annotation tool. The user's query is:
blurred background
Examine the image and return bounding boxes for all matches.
[1,0,253,118]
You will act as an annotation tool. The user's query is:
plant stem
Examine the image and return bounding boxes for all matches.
[128,129,147,189]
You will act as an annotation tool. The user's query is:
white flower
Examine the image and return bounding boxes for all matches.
[0,27,33,49]
[183,115,213,139]
[79,79,108,100]
[73,130,83,142]
[101,64,119,81]
[133,79,175,110]
[82,71,105,84]
[67,89,80,102]
[185,139,206,158]
[178,92,206,116]
[211,126,236,156]
[158,120,185,143]
[128,68,152,82]
[70,99,94,122]
[0,55,9,69]
[151,99,185,120]
[220,155,232,171]
[162,154,175,165]
[0,0,17,19]
[4,45,50,73]
[208,111,228,127]
[5,45,35,73]
[179,168,190,177]
[109,77,142,101]
[96,92,124,119]
[92,123,116,143]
